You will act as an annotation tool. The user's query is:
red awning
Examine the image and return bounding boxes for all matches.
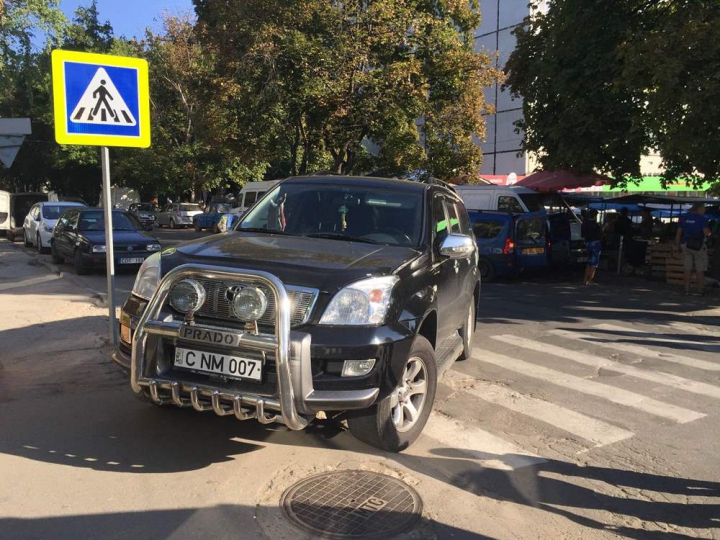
[515,170,614,192]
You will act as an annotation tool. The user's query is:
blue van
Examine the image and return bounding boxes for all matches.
[469,211,549,282]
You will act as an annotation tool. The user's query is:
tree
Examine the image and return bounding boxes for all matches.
[194,0,500,180]
[505,0,720,189]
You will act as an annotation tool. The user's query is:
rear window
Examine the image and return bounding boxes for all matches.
[498,196,524,213]
[243,191,259,206]
[180,204,200,211]
[42,205,75,220]
[517,217,545,244]
[473,219,505,239]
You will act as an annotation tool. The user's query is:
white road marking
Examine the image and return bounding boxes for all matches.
[444,371,634,448]
[592,323,720,353]
[472,347,705,424]
[423,412,546,470]
[0,274,61,292]
[492,334,720,400]
[549,328,720,372]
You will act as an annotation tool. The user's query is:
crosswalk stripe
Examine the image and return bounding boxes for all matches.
[444,371,634,448]
[592,323,720,354]
[492,334,720,400]
[549,329,720,372]
[471,347,704,424]
[423,412,546,470]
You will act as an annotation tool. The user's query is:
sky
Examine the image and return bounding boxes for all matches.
[60,0,195,38]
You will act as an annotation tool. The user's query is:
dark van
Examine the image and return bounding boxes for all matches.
[469,210,549,282]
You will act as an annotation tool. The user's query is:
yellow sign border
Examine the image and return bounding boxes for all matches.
[52,50,151,148]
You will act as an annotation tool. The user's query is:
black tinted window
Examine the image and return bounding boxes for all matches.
[244,191,257,206]
[498,196,524,213]
[78,211,139,231]
[432,196,448,239]
[473,219,505,239]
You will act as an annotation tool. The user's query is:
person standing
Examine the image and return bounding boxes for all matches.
[582,209,603,286]
[675,203,711,295]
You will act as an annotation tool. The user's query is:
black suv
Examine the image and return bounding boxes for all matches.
[113,176,480,452]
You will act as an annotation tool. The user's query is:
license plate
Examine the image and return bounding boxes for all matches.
[174,347,262,381]
[523,247,545,255]
[119,257,145,264]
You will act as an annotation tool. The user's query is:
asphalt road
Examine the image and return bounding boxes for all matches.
[1,236,719,539]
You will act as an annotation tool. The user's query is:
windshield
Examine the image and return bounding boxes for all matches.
[136,204,156,212]
[42,205,77,220]
[212,203,232,213]
[78,211,140,231]
[237,183,424,247]
[180,204,201,211]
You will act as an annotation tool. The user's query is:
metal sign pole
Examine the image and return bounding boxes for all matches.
[101,146,118,345]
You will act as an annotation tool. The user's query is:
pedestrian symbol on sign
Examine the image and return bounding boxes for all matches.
[69,68,137,126]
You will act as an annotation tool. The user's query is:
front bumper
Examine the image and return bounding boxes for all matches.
[120,264,388,430]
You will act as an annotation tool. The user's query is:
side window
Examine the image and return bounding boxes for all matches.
[455,203,472,236]
[473,219,505,239]
[244,191,257,206]
[32,205,40,220]
[432,196,449,240]
[498,195,524,213]
[68,211,80,230]
[444,199,461,234]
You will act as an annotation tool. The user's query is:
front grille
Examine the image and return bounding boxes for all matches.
[116,244,145,252]
[191,278,318,328]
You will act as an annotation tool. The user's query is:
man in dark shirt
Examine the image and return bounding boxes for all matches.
[615,207,633,240]
[581,209,602,286]
[675,203,711,295]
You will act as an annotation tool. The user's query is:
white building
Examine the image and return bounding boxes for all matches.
[475,0,547,176]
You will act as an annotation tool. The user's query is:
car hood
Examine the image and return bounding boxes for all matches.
[164,232,421,292]
[81,230,157,244]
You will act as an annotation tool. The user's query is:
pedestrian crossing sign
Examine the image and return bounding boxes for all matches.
[51,50,150,148]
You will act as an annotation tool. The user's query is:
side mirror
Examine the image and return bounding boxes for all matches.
[439,234,475,259]
[35,215,41,221]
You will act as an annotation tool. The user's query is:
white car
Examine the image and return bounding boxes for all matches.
[23,201,86,253]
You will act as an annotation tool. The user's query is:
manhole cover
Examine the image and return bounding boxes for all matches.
[280,470,423,539]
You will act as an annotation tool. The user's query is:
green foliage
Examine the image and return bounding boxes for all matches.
[194,0,500,180]
[506,0,720,189]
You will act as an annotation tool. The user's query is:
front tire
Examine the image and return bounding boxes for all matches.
[479,257,496,283]
[170,218,177,229]
[23,229,32,247]
[37,233,46,253]
[458,300,476,361]
[347,336,437,452]
[194,221,201,232]
[51,242,64,264]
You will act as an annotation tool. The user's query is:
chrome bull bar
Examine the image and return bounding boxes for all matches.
[131,263,309,431]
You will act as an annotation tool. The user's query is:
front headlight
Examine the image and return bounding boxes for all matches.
[146,243,161,251]
[132,252,162,300]
[92,245,106,253]
[169,279,206,313]
[230,286,268,321]
[319,276,398,326]
[43,225,54,233]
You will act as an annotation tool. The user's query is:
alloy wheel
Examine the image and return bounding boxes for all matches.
[390,356,428,433]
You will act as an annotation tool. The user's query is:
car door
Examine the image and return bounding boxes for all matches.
[25,204,39,241]
[514,212,550,270]
[59,210,80,257]
[429,193,461,343]
[53,210,73,256]
[443,196,475,331]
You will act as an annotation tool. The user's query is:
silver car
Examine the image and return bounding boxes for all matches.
[156,203,202,229]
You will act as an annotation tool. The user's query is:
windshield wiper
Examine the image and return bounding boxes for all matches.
[239,227,292,236]
[302,232,380,244]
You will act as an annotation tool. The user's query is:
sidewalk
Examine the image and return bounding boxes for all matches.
[0,241,122,404]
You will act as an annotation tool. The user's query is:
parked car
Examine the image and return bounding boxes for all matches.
[51,208,161,275]
[0,191,48,242]
[129,203,159,230]
[193,201,233,232]
[469,210,549,282]
[22,201,86,253]
[112,175,480,452]
[454,185,543,213]
[156,203,202,229]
